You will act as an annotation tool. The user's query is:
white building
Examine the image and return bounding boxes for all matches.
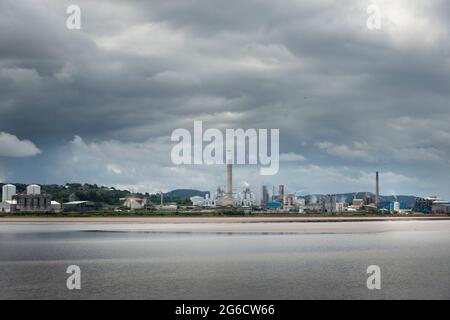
[203,193,215,207]
[51,201,62,213]
[216,189,234,206]
[0,200,17,213]
[190,196,205,206]
[0,184,61,214]
[122,198,146,210]
[1,184,17,213]
[2,184,16,202]
[160,204,178,210]
[392,201,400,213]
[296,197,306,206]
[235,187,256,207]
[335,202,345,212]
[26,184,41,195]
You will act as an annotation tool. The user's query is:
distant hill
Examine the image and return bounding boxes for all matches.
[164,189,209,199]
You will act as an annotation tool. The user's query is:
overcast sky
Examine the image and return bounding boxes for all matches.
[0,0,449,198]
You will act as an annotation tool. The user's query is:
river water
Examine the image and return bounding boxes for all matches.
[0,220,449,299]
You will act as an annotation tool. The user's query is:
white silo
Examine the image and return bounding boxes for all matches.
[2,184,16,202]
[393,201,400,212]
[27,184,41,195]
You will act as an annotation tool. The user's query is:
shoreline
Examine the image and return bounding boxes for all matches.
[1,215,449,224]
[1,216,449,234]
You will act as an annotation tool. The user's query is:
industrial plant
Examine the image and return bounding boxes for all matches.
[0,165,449,215]
[185,163,450,214]
[0,184,61,213]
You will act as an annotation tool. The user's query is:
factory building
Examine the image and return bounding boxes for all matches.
[320,195,346,213]
[335,202,345,213]
[323,195,336,213]
[413,197,443,213]
[203,193,215,207]
[266,202,282,210]
[13,194,52,213]
[432,202,450,214]
[261,186,269,207]
[1,184,59,213]
[187,193,216,207]
[347,198,364,211]
[190,196,205,207]
[122,198,146,210]
[51,201,62,212]
[0,199,16,212]
[413,198,432,213]
[201,184,256,208]
[235,187,256,207]
[63,201,103,212]
[11,184,53,213]
[278,185,285,205]
[284,194,296,206]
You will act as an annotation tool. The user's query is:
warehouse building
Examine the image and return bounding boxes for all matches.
[63,201,103,212]
[13,194,52,213]
[432,202,450,214]
[122,198,146,210]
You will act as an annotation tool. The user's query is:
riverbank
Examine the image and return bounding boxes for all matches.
[1,215,449,224]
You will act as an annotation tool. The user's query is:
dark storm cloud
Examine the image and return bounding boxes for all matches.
[0,0,449,197]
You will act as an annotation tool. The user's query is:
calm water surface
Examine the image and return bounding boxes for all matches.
[0,221,449,299]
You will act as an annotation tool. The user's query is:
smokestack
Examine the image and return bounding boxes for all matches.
[279,185,285,206]
[376,171,379,206]
[226,148,233,196]
[262,186,269,206]
[227,163,232,195]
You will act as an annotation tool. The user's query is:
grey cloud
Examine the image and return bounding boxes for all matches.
[0,0,449,198]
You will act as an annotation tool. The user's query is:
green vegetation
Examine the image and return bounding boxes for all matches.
[0,209,438,218]
[0,183,196,206]
[0,208,249,217]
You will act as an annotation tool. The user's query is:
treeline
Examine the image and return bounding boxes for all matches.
[0,183,193,206]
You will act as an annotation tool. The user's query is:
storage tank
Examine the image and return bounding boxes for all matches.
[2,184,16,202]
[394,201,400,212]
[27,184,41,195]
[390,201,400,212]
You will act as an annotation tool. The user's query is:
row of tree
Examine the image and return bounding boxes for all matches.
[0,183,193,206]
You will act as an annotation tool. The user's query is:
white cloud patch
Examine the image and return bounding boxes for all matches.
[280,152,306,162]
[286,164,425,196]
[0,67,40,84]
[317,141,374,162]
[317,141,445,164]
[107,164,122,175]
[0,132,41,157]
[61,135,223,193]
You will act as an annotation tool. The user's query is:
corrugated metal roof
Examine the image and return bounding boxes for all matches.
[63,201,90,205]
